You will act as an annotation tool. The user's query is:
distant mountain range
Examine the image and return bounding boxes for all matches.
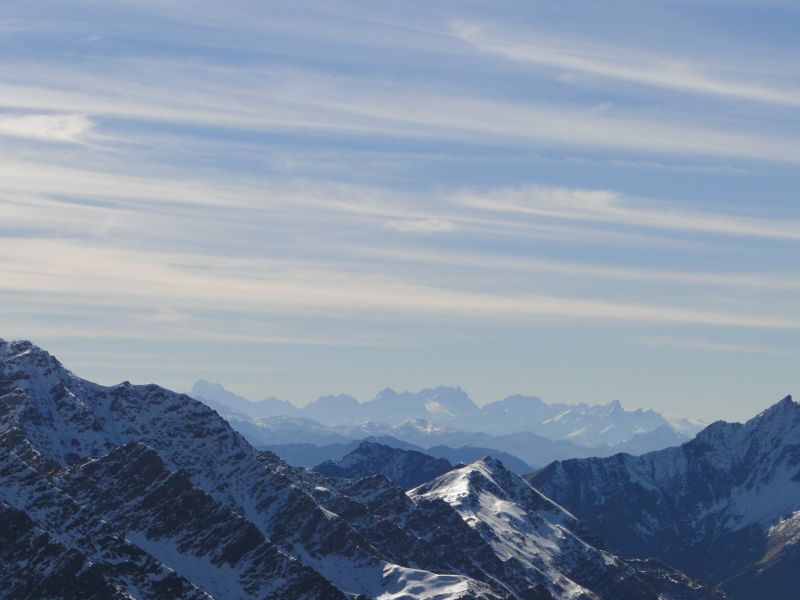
[192,380,704,446]
[191,380,700,469]
[1,338,727,599]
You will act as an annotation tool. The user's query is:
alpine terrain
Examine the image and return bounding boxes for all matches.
[529,396,800,600]
[0,338,725,599]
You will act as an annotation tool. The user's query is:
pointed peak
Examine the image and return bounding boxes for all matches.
[2,339,37,357]
[430,385,466,395]
[355,439,385,452]
[374,387,398,400]
[757,395,797,419]
[192,379,221,391]
[315,393,359,406]
[468,456,514,482]
[497,394,546,407]
[1,339,65,373]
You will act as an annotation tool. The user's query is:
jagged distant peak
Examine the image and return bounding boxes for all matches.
[191,379,228,396]
[492,393,547,407]
[310,393,359,406]
[1,339,64,372]
[373,385,472,401]
[756,394,797,419]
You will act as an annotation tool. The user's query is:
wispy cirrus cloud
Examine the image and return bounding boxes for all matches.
[0,113,93,143]
[1,238,798,330]
[454,184,800,241]
[453,21,800,108]
[2,64,800,162]
[382,218,456,233]
[353,246,800,292]
[641,335,787,355]
[1,0,799,415]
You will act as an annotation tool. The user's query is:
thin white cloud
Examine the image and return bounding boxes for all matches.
[382,218,456,233]
[641,335,787,355]
[453,21,800,108]
[2,320,393,347]
[454,184,800,240]
[2,64,800,162]
[353,246,800,292]
[0,113,93,143]
[1,239,798,330]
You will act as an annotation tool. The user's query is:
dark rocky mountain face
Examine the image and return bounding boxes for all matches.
[313,440,453,489]
[0,445,214,600]
[55,442,345,599]
[0,502,150,600]
[0,339,726,599]
[722,510,800,598]
[260,436,535,474]
[528,396,800,600]
[258,435,423,468]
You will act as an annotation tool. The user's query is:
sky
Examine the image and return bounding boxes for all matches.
[1,0,799,422]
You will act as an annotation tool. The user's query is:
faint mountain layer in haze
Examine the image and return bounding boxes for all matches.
[191,380,704,447]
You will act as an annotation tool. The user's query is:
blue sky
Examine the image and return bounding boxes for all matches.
[1,0,799,421]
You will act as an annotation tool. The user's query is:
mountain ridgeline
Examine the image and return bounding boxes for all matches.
[191,380,702,470]
[528,396,800,600]
[0,339,727,599]
[192,380,703,444]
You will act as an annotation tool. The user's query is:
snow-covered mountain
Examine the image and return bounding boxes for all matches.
[528,396,800,600]
[365,386,481,424]
[410,457,726,600]
[192,381,702,450]
[313,441,452,489]
[453,396,683,445]
[0,339,726,599]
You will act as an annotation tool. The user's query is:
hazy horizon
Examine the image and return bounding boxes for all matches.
[3,1,799,422]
